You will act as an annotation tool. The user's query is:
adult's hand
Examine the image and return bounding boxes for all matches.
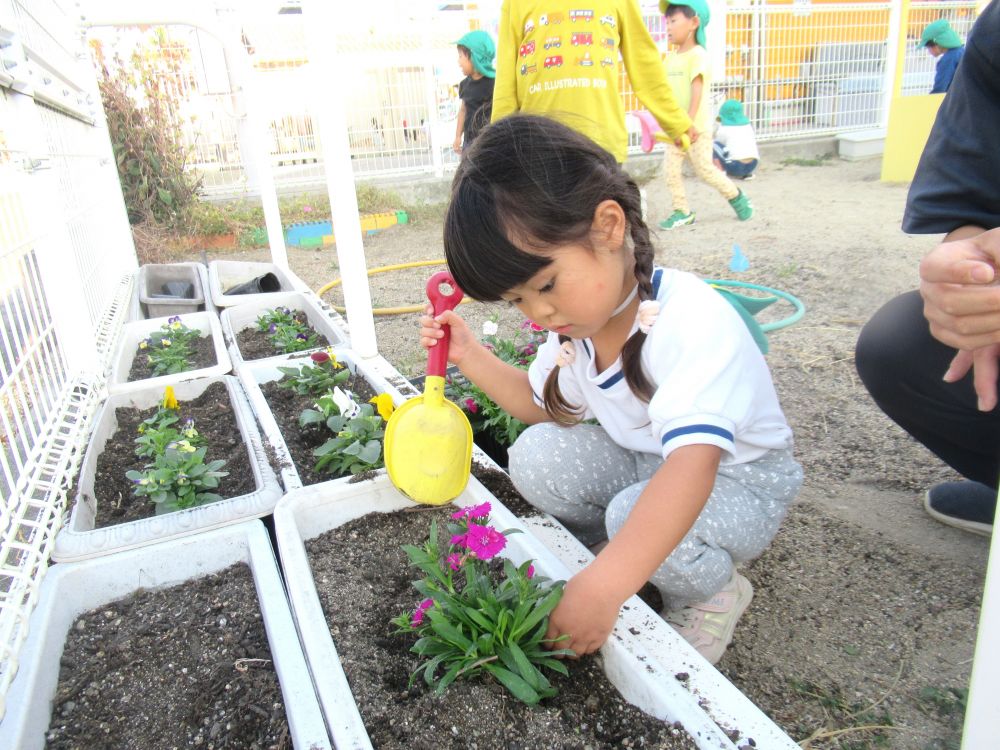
[919,227,1000,351]
[943,345,1000,412]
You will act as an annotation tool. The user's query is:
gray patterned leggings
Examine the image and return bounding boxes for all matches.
[508,423,803,609]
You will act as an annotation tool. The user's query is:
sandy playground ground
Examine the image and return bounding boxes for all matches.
[197,150,990,750]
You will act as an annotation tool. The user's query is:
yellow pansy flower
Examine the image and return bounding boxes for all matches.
[369,393,394,420]
[162,386,179,410]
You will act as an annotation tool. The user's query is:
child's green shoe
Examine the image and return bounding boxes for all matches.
[728,190,753,221]
[659,210,695,229]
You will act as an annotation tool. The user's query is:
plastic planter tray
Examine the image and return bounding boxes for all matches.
[0,521,331,750]
[107,310,231,396]
[53,375,282,562]
[220,291,348,368]
[207,260,300,309]
[273,475,741,750]
[235,348,407,491]
[520,516,800,748]
[137,262,207,318]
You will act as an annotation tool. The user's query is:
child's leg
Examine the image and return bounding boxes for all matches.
[689,135,740,201]
[604,448,802,609]
[508,423,660,547]
[663,141,689,214]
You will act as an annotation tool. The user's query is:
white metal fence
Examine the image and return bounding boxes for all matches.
[84,1,979,199]
[0,0,136,716]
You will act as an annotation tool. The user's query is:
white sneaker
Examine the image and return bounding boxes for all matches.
[662,572,753,664]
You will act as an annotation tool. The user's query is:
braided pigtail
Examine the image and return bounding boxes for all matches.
[619,179,657,403]
[541,334,585,424]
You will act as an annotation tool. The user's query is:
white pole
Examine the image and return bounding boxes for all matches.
[300,0,378,358]
[963,498,999,748]
[879,0,902,129]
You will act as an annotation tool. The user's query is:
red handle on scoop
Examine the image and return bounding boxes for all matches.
[426,271,465,378]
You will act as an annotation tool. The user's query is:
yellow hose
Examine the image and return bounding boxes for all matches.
[316,259,473,315]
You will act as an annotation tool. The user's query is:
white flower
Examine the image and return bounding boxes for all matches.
[637,300,660,334]
[555,340,576,368]
[482,320,499,336]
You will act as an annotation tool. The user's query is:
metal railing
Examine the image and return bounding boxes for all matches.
[81,1,976,198]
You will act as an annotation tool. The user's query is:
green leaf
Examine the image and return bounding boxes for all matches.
[512,587,563,640]
[358,440,381,464]
[157,187,173,205]
[483,662,541,705]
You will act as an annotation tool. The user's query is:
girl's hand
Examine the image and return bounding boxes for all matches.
[544,568,621,657]
[418,306,478,366]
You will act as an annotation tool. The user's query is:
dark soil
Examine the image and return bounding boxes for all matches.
[45,563,290,749]
[126,333,217,382]
[470,460,540,519]
[258,373,378,485]
[234,310,329,362]
[304,507,698,750]
[91,382,257,528]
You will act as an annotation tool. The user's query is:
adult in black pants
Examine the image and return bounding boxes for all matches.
[855,0,999,536]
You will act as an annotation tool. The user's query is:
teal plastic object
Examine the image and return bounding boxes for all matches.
[704,279,806,355]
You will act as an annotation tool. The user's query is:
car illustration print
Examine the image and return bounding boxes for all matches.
[571,32,593,46]
[600,14,616,28]
[524,18,535,33]
[544,55,563,69]
[544,36,562,49]
[577,52,594,67]
[520,63,538,75]
[601,37,615,49]
[519,40,535,57]
[601,56,615,67]
[569,9,594,23]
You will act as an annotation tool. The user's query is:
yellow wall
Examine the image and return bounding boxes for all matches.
[881,94,942,182]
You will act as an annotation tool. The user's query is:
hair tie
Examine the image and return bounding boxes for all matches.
[637,300,660,334]
[555,340,576,368]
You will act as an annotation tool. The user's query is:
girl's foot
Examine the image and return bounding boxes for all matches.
[661,572,753,664]
[659,210,695,229]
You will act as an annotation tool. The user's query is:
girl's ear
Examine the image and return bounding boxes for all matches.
[591,199,627,251]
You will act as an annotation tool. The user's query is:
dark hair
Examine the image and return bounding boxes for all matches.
[457,44,471,58]
[444,114,657,424]
[665,4,696,19]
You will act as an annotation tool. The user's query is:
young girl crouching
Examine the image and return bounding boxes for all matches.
[419,114,802,665]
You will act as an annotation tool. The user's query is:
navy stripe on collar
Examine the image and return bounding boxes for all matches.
[597,370,624,389]
[652,267,663,297]
[661,424,734,445]
[591,269,662,390]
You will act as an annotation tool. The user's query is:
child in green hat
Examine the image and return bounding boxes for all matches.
[712,99,759,181]
[454,30,496,153]
[659,1,753,229]
[920,18,965,93]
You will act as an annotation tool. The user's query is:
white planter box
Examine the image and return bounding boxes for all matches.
[236,348,406,491]
[220,291,348,368]
[208,260,300,308]
[0,521,331,750]
[54,376,282,562]
[837,128,886,161]
[273,475,740,750]
[107,311,231,396]
[137,262,207,318]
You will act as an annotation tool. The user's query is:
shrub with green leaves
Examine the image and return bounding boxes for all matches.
[139,316,203,375]
[134,407,203,459]
[445,318,547,447]
[277,350,350,396]
[392,505,571,705]
[126,441,228,514]
[256,307,320,354]
[300,401,385,475]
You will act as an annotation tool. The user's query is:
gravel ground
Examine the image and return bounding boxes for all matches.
[194,154,990,749]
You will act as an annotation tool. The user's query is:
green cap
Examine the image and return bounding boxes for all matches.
[920,19,962,49]
[660,0,710,48]
[718,99,750,126]
[455,30,496,78]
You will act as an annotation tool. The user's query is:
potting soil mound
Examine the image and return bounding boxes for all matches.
[46,563,290,749]
[126,333,217,382]
[306,507,698,750]
[90,381,257,527]
[234,311,326,361]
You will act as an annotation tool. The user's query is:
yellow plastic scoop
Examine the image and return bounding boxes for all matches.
[384,271,473,505]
